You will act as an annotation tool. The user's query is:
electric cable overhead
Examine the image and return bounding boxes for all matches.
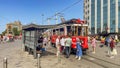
[59,0,82,13]
[45,0,82,23]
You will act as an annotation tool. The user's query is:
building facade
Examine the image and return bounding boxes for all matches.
[6,21,22,36]
[84,0,120,34]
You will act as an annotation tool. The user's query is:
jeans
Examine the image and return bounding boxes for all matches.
[65,46,71,58]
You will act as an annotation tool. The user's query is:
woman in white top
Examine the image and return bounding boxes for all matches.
[56,36,60,57]
[60,36,65,53]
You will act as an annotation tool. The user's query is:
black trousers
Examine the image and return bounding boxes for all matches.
[51,43,56,48]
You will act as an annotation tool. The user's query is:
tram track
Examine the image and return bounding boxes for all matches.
[45,46,120,68]
[82,54,120,68]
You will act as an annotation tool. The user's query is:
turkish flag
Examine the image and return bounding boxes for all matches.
[76,19,81,23]
[76,18,84,24]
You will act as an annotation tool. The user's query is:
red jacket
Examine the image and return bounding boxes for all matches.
[51,35,57,43]
[110,40,115,48]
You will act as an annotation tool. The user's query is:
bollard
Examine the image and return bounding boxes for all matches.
[37,54,41,68]
[3,57,7,68]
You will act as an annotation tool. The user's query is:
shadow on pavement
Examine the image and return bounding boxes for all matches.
[41,51,56,57]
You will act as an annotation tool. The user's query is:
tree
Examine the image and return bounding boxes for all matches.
[2,29,7,35]
[18,30,22,35]
[13,28,19,36]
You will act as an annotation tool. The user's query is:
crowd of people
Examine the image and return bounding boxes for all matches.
[36,35,83,60]
[0,35,13,43]
[0,35,22,44]
[90,35,118,58]
[35,33,118,60]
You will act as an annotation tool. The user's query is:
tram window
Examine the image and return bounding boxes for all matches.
[66,26,88,36]
[75,26,77,36]
[78,26,82,36]
[67,26,72,35]
[81,27,85,36]
[60,28,64,35]
[52,29,56,35]
[55,29,59,35]
[81,26,87,36]
[53,30,55,33]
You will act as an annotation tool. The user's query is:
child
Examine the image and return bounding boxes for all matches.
[75,38,82,60]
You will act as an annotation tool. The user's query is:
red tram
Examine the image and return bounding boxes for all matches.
[49,19,88,53]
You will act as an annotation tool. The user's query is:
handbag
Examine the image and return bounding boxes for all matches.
[111,48,117,55]
[100,45,104,48]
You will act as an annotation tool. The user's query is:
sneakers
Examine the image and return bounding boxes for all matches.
[75,56,78,59]
[92,51,95,54]
[75,56,81,60]
[110,56,114,58]
[78,57,81,60]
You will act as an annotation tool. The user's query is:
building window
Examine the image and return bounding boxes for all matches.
[88,16,89,20]
[88,10,89,14]
[119,6,120,12]
[112,20,115,24]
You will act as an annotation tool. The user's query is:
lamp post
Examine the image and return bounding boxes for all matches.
[41,14,44,25]
[47,18,51,25]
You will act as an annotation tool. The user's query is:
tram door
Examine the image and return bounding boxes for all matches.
[69,26,82,36]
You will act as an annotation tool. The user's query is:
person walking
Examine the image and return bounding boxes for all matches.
[106,36,112,55]
[60,36,65,54]
[56,36,61,57]
[75,38,83,60]
[38,35,43,46]
[105,36,110,47]
[109,38,116,58]
[43,37,48,46]
[64,35,72,58]
[91,37,96,54]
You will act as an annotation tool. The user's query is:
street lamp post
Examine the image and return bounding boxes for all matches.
[47,18,51,25]
[41,14,44,25]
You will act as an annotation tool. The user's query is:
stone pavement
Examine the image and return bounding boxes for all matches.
[87,42,120,66]
[0,40,119,68]
[0,40,104,68]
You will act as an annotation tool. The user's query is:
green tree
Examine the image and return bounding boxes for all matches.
[13,28,19,36]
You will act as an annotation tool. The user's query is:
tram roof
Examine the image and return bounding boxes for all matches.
[22,19,87,30]
[56,18,87,26]
[22,23,55,30]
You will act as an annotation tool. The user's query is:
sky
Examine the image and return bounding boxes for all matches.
[0,0,83,34]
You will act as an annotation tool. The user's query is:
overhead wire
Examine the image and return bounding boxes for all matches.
[45,0,82,22]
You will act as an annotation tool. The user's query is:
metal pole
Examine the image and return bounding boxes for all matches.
[55,12,58,24]
[42,14,44,25]
[3,57,7,68]
[37,54,41,68]
[47,18,51,25]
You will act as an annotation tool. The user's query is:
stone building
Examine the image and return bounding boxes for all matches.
[6,21,22,36]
